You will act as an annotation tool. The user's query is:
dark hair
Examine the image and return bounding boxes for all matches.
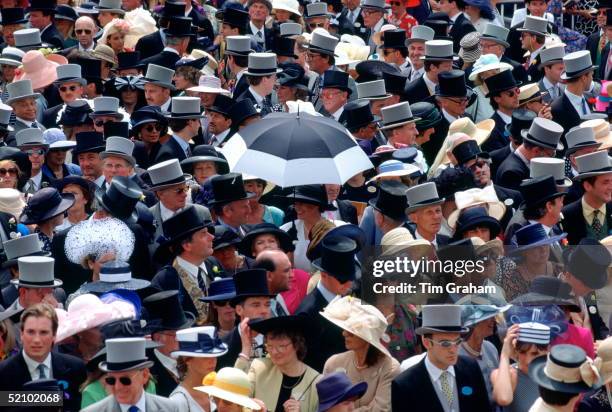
[398,48,409,58]
[224,22,248,35]
[365,344,384,367]
[230,54,249,68]
[538,386,577,406]
[168,118,190,133]
[266,329,307,361]
[170,232,195,257]
[247,75,265,86]
[490,97,499,110]
[20,303,58,335]
[523,140,539,151]
[523,202,548,220]
[581,175,599,191]
[175,66,201,88]
[534,34,546,44]
[424,61,445,72]
[453,0,466,9]
[176,356,190,380]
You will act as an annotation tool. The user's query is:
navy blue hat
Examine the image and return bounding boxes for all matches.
[20,187,75,225]
[392,147,420,164]
[180,145,229,175]
[55,4,79,21]
[231,268,275,305]
[519,175,564,207]
[343,100,380,131]
[1,8,27,25]
[277,62,309,90]
[53,175,96,203]
[199,278,236,302]
[95,176,143,223]
[216,3,249,29]
[73,131,105,155]
[382,71,408,95]
[355,60,399,83]
[238,222,294,258]
[228,99,261,127]
[316,372,367,412]
[213,225,242,250]
[510,223,567,255]
[453,206,501,240]
[130,105,168,129]
[311,235,359,283]
[368,180,408,221]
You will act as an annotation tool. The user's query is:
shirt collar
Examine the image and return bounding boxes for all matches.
[175,255,208,283]
[248,86,265,105]
[212,128,230,146]
[424,353,455,380]
[423,74,437,95]
[514,148,530,167]
[31,171,42,189]
[581,196,606,221]
[316,280,337,303]
[415,230,437,247]
[159,202,181,222]
[172,134,190,152]
[119,390,146,412]
[94,174,106,188]
[22,351,51,379]
[528,219,552,235]
[78,43,95,52]
[16,116,35,126]
[154,349,178,378]
[496,110,512,124]
[442,109,457,124]
[250,21,264,35]
[542,76,556,91]
[373,18,385,32]
[163,47,180,55]
[332,107,344,121]
[449,11,462,22]
[564,88,587,113]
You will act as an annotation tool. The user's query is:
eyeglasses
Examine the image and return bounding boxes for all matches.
[94,119,109,127]
[427,337,463,348]
[144,123,163,132]
[0,168,18,176]
[75,29,92,35]
[308,22,326,29]
[59,85,79,93]
[389,0,403,4]
[321,90,343,99]
[382,49,394,56]
[264,342,292,353]
[362,8,380,15]
[24,149,45,156]
[105,375,135,386]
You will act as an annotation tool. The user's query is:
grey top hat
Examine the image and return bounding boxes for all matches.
[99,337,154,372]
[91,96,121,117]
[305,2,328,18]
[55,64,86,86]
[280,22,302,37]
[565,125,600,154]
[16,128,47,148]
[361,0,386,9]
[95,0,125,14]
[379,102,420,130]
[574,150,612,181]
[529,157,572,189]
[307,31,339,56]
[244,52,282,76]
[100,137,136,166]
[521,117,563,150]
[11,256,62,288]
[357,80,391,100]
[225,35,252,56]
[147,159,190,191]
[0,103,13,129]
[143,64,176,91]
[420,40,457,61]
[2,234,48,268]
[415,304,469,335]
[167,97,204,120]
[13,28,43,50]
[0,47,25,67]
[6,79,41,105]
[406,182,445,213]
[481,23,510,48]
[517,15,549,36]
[561,50,596,80]
[539,45,565,68]
[406,25,435,45]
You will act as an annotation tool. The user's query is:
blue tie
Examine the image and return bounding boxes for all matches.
[128,406,139,412]
[581,98,588,115]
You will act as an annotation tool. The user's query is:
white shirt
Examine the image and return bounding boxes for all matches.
[23,351,52,380]
[16,116,37,127]
[528,219,552,235]
[250,21,266,47]
[119,391,146,412]
[154,349,178,378]
[159,202,181,222]
[94,174,106,188]
[423,74,437,96]
[448,11,463,23]
[347,7,361,23]
[78,43,95,52]
[27,171,42,192]
[160,98,172,112]
[564,89,590,116]
[442,109,458,124]
[175,255,209,288]
[415,229,438,248]
[332,107,344,121]
[211,128,230,147]
[496,110,512,125]
[316,280,337,303]
[162,47,180,55]
[424,354,456,408]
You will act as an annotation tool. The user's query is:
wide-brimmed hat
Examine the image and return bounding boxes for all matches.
[92,44,117,68]
[529,157,572,189]
[283,184,336,211]
[0,188,24,219]
[481,23,510,47]
[421,39,457,61]
[199,278,236,302]
[5,79,41,105]
[249,314,312,337]
[80,260,150,293]
[512,276,581,311]
[594,337,612,384]
[521,117,564,150]
[99,136,135,166]
[195,368,262,410]
[451,118,495,148]
[342,99,380,131]
[213,225,242,251]
[316,372,368,412]
[187,75,231,95]
[563,238,611,290]
[144,290,196,331]
[416,304,469,335]
[306,31,339,56]
[356,79,391,101]
[509,223,567,255]
[447,185,506,229]
[321,296,391,357]
[517,15,550,35]
[574,149,612,181]
[208,173,255,206]
[468,54,513,86]
[143,64,176,91]
[2,234,48,269]
[405,182,444,214]
[170,326,228,358]
[484,69,521,97]
[529,345,602,394]
[180,145,229,175]
[272,0,301,15]
[20,187,74,225]
[379,102,420,130]
[95,176,142,223]
[367,160,420,183]
[14,50,66,90]
[238,223,293,257]
[312,235,359,283]
[367,180,409,221]
[231,269,275,305]
[44,128,76,151]
[453,206,502,240]
[461,303,509,328]
[380,228,434,257]
[518,83,548,106]
[561,50,597,80]
[11,256,62,288]
[583,118,612,151]
[0,47,24,67]
[99,337,154,372]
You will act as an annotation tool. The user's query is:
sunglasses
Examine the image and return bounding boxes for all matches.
[24,149,45,156]
[94,119,108,127]
[427,337,463,348]
[0,168,18,176]
[59,85,79,93]
[308,22,325,29]
[75,29,92,35]
[169,186,189,195]
[144,123,163,132]
[105,375,134,386]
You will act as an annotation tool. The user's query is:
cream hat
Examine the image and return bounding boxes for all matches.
[381,227,434,258]
[594,337,612,384]
[195,367,262,410]
[0,188,26,218]
[447,185,506,229]
[582,119,612,151]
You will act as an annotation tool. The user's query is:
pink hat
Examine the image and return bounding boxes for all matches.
[596,80,611,112]
[13,51,67,90]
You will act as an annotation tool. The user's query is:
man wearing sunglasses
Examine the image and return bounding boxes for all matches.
[482,70,521,153]
[303,2,331,33]
[392,304,490,412]
[42,64,86,129]
[71,16,97,53]
[360,0,387,51]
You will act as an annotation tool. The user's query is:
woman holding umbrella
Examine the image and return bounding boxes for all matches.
[238,315,320,412]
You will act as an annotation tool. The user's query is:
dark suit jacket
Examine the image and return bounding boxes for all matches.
[449,13,476,53]
[140,50,181,71]
[493,183,523,231]
[551,93,582,142]
[587,31,604,80]
[336,8,365,36]
[188,8,215,41]
[489,144,511,180]
[0,351,86,412]
[135,31,164,60]
[133,141,161,170]
[560,199,612,245]
[391,355,491,412]
[337,199,358,224]
[216,326,242,370]
[233,74,249,100]
[246,24,275,51]
[154,136,188,164]
[402,76,432,104]
[41,103,64,129]
[149,353,179,397]
[598,43,611,81]
[495,152,529,191]
[501,55,529,84]
[41,24,65,50]
[296,288,346,372]
[236,90,272,116]
[481,111,509,153]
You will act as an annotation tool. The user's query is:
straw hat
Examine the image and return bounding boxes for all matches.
[195,368,262,410]
[582,118,612,151]
[320,296,391,357]
[13,50,65,90]
[594,337,612,384]
[93,44,117,67]
[0,188,26,218]
[447,185,506,229]
[380,227,434,258]
[448,118,495,147]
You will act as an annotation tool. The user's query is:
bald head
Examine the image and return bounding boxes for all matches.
[256,250,292,294]
[75,17,97,49]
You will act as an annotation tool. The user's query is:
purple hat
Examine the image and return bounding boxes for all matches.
[316,372,367,412]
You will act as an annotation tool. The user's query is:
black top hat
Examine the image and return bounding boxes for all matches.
[199,278,236,302]
[20,187,74,225]
[273,36,297,58]
[77,57,102,82]
[484,70,521,97]
[454,206,501,240]
[1,8,27,25]
[506,108,536,141]
[165,17,195,38]
[95,176,142,223]
[321,70,352,94]
[238,222,293,258]
[519,175,564,207]
[284,184,336,211]
[368,180,408,221]
[213,225,242,250]
[424,19,453,40]
[436,69,474,101]
[73,131,105,155]
[452,139,488,166]
[511,276,580,311]
[382,71,408,95]
[219,5,250,28]
[58,101,94,127]
[143,290,196,331]
[606,8,612,26]
[563,238,611,290]
[155,205,214,262]
[116,51,145,71]
[354,60,399,83]
[130,105,168,129]
[162,0,186,18]
[180,145,229,175]
[228,99,261,127]
[312,235,359,283]
[231,268,275,305]
[382,29,408,50]
[307,224,366,262]
[343,100,380,132]
[209,173,255,206]
[207,94,234,117]
[28,0,57,13]
[103,121,129,140]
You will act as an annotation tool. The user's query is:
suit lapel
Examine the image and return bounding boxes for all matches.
[415,359,446,412]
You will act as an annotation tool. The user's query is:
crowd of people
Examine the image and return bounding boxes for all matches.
[0,0,611,411]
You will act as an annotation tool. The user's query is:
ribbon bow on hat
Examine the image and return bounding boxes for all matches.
[181,334,227,353]
[448,185,506,229]
[114,75,145,91]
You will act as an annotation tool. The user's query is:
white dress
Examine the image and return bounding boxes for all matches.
[170,385,206,412]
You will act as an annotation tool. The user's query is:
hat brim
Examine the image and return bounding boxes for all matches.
[415,325,470,335]
[94,189,138,224]
[511,292,581,312]
[164,113,206,120]
[238,227,293,257]
[528,355,603,394]
[194,385,262,410]
[10,278,63,288]
[54,77,87,86]
[142,78,177,91]
[281,193,337,211]
[6,92,42,105]
[199,292,237,302]
[243,68,283,76]
[208,191,256,206]
[560,66,597,81]
[320,311,391,358]
[520,130,563,151]
[19,195,75,225]
[447,201,505,229]
[99,152,136,166]
[181,156,229,174]
[509,232,567,255]
[187,86,232,95]
[565,141,601,155]
[406,198,445,214]
[2,251,51,269]
[519,91,549,106]
[0,58,22,67]
[318,381,368,412]
[480,36,510,48]
[170,345,229,358]
[99,359,154,373]
[79,279,152,293]
[0,305,24,322]
[49,141,77,150]
[153,222,214,264]
[485,81,523,98]
[378,116,421,131]
[420,55,460,62]
[573,169,612,181]
[73,145,106,155]
[149,174,191,191]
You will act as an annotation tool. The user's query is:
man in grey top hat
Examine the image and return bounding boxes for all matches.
[405,182,451,248]
[100,135,138,189]
[405,26,435,83]
[6,80,45,141]
[404,40,455,105]
[143,64,175,113]
[16,128,54,194]
[359,0,388,50]
[42,64,87,129]
[224,35,252,98]
[517,15,549,82]
[479,23,528,84]
[155,97,204,163]
[236,53,282,117]
[564,124,601,179]
[538,45,565,101]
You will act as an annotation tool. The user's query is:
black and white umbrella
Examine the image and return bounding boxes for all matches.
[220,112,373,187]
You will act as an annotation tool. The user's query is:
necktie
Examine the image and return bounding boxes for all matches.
[592,210,603,237]
[26,179,36,194]
[581,97,588,115]
[128,406,139,412]
[31,121,38,128]
[197,267,207,293]
[185,146,192,157]
[37,364,46,379]
[348,9,354,23]
[311,76,321,106]
[257,30,263,39]
[262,97,271,113]
[564,157,573,178]
[439,371,454,406]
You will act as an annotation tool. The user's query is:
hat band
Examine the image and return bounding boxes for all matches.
[425,54,453,60]
[1,53,22,62]
[170,111,202,117]
[99,271,132,283]
[565,66,593,78]
[17,278,56,287]
[383,116,414,128]
[152,174,186,187]
[105,358,149,371]
[580,165,612,174]
[525,133,557,149]
[481,34,504,42]
[16,42,42,48]
[363,93,390,99]
[213,379,251,396]
[409,196,441,207]
[247,66,278,74]
[178,334,225,353]
[543,359,591,385]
